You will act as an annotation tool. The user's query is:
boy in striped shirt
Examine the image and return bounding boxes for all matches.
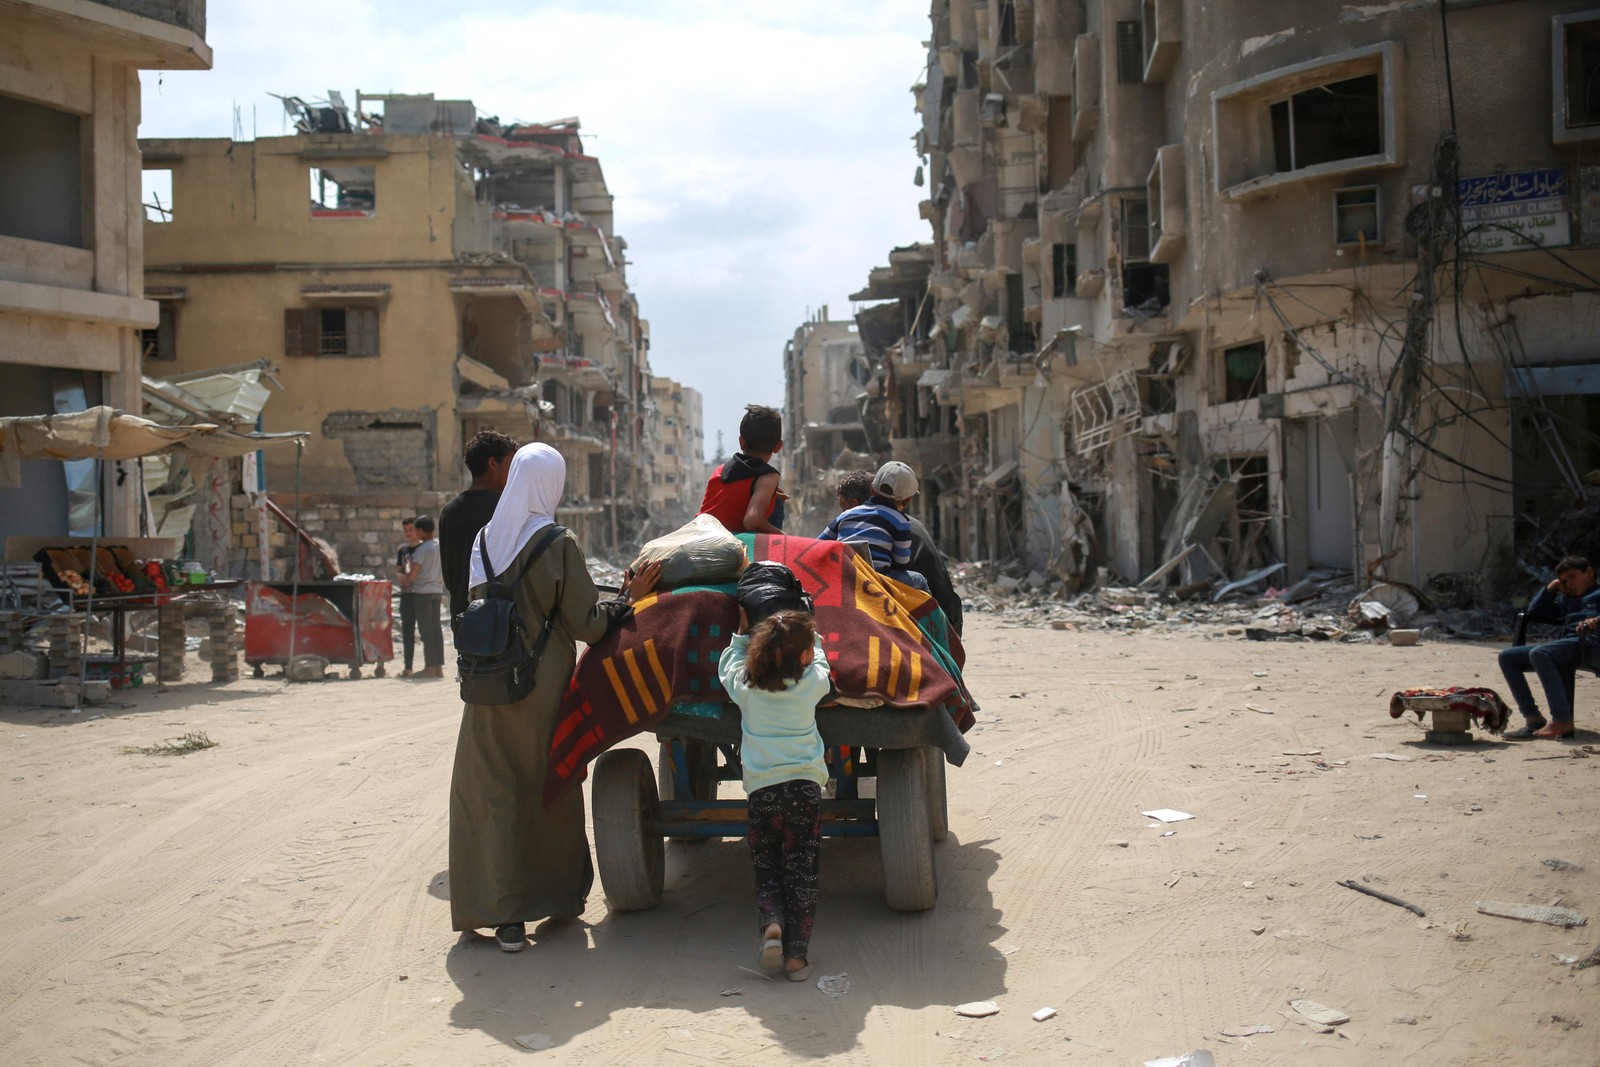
[816,461,930,593]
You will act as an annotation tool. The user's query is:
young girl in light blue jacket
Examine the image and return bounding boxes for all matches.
[718,608,831,981]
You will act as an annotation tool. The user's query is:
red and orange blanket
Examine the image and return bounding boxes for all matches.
[545,533,977,804]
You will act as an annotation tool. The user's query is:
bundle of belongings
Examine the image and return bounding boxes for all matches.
[545,532,977,804]
[632,514,747,590]
[1388,686,1511,735]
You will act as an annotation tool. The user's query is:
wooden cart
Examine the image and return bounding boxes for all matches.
[591,702,968,914]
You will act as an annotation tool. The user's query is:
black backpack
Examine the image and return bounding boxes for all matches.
[456,525,565,705]
[735,561,815,626]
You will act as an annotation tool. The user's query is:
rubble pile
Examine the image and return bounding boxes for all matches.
[952,562,1517,643]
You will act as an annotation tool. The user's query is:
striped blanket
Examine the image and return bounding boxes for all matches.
[544,533,976,804]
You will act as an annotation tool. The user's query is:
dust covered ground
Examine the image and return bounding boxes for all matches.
[1,618,1597,1065]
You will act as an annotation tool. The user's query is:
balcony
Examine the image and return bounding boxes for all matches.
[1140,0,1182,83]
[1146,144,1188,265]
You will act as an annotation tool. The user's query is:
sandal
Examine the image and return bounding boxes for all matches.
[1504,720,1548,740]
[758,937,783,970]
[1532,723,1576,739]
[786,961,812,982]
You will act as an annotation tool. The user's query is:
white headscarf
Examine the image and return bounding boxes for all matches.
[468,442,566,589]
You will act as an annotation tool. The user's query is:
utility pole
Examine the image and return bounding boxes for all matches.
[1378,132,1459,576]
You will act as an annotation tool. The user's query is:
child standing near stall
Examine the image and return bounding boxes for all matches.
[718,601,832,981]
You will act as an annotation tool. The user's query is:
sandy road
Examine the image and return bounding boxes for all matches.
[0,618,1596,1065]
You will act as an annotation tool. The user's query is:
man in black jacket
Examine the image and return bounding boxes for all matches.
[439,430,518,635]
[833,470,963,635]
[1500,554,1600,739]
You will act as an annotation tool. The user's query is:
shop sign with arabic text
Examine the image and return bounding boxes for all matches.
[1457,168,1571,253]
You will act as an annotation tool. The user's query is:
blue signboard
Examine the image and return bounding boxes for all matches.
[1457,168,1571,253]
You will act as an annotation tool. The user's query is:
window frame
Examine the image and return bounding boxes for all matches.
[141,303,177,361]
[1553,11,1600,143]
[1211,42,1402,201]
[1115,20,1144,84]
[1218,340,1268,405]
[1333,185,1382,245]
[284,305,380,358]
[308,164,378,219]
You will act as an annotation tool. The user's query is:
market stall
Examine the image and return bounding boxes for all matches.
[0,407,308,696]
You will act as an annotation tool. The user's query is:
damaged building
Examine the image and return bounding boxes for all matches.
[647,375,708,529]
[782,307,877,525]
[138,92,659,568]
[0,0,211,541]
[828,0,1600,598]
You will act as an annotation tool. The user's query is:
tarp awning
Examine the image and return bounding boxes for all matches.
[1,407,306,488]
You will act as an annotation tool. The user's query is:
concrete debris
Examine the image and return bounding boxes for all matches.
[953,559,1518,646]
[1475,900,1588,927]
[286,655,331,682]
[951,563,1498,645]
[1290,999,1351,1026]
[0,650,48,680]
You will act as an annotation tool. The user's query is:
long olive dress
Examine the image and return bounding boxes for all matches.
[448,529,628,931]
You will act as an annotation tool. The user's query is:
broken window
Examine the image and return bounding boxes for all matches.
[1116,21,1145,84]
[1334,185,1380,244]
[1051,242,1077,298]
[141,304,177,361]
[143,169,174,223]
[998,0,1018,48]
[1120,198,1170,313]
[1005,273,1035,353]
[309,165,376,217]
[1269,75,1382,175]
[0,93,82,247]
[284,306,379,357]
[1045,96,1077,191]
[1121,198,1152,262]
[1562,16,1600,129]
[1221,341,1267,403]
[1213,454,1273,572]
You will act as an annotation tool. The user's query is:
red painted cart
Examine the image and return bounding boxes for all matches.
[244,580,393,679]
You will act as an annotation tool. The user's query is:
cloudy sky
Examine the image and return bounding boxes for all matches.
[138,0,931,460]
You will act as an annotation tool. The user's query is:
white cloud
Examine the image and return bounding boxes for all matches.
[139,0,930,460]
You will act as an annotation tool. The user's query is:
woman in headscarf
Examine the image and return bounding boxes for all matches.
[449,442,660,952]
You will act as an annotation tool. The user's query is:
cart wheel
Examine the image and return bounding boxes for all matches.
[373,661,386,678]
[658,738,717,843]
[877,747,937,911]
[593,749,665,912]
[251,663,264,679]
[922,746,948,843]
[658,739,718,799]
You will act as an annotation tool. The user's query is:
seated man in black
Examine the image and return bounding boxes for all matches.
[1499,554,1600,739]
[834,470,963,636]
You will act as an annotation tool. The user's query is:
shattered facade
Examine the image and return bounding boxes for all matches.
[782,308,874,528]
[646,376,707,531]
[834,0,1600,599]
[139,94,659,558]
[0,0,211,541]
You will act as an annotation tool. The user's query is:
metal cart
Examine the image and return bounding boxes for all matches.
[591,702,968,914]
[244,580,393,679]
